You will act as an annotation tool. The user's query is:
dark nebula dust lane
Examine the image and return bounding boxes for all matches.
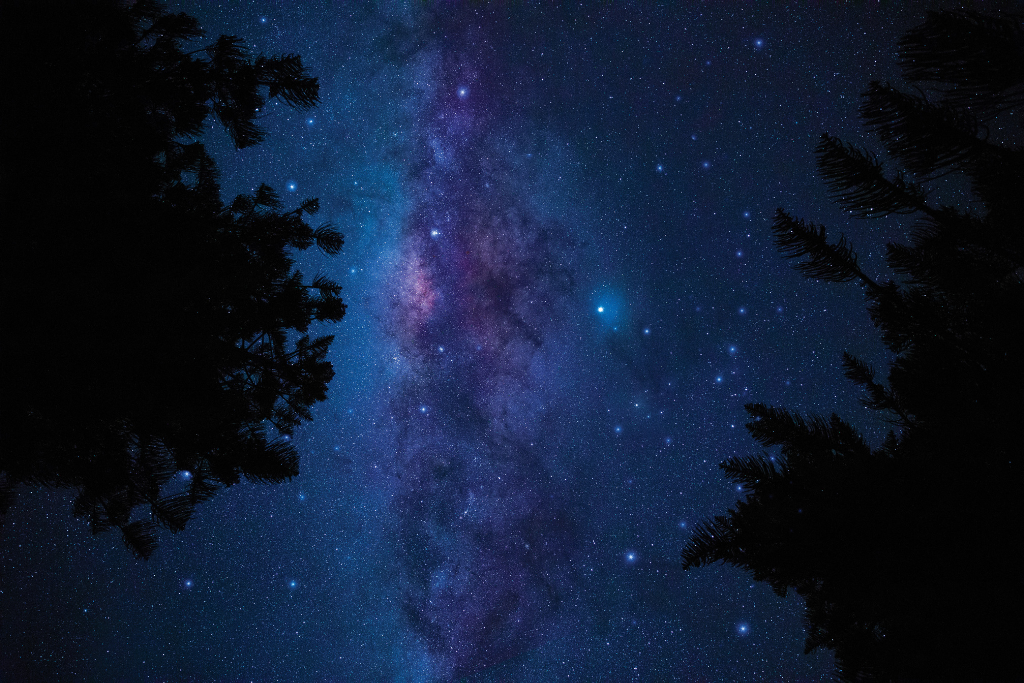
[379,23,586,679]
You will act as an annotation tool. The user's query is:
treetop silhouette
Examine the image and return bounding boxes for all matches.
[682,10,1022,682]
[1,0,345,558]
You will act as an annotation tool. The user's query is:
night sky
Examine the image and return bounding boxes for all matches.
[0,2,1003,681]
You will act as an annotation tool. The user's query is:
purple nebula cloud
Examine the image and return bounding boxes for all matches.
[379,37,582,680]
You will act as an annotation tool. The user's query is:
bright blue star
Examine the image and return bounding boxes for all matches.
[737,622,750,635]
[625,552,637,563]
[286,181,297,192]
[597,306,604,313]
[457,87,469,99]
[183,579,193,589]
[701,160,711,169]
[289,580,298,590]
[754,38,765,49]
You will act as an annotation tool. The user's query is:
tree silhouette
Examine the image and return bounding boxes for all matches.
[682,11,1022,682]
[1,0,345,558]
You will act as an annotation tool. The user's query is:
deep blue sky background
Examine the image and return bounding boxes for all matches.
[2,2,1007,681]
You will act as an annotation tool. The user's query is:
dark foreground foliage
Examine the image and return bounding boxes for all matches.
[0,0,345,558]
[682,11,1023,682]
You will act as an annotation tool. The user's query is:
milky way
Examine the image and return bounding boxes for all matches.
[378,27,586,677]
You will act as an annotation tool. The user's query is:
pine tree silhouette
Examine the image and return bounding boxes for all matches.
[1,0,345,558]
[682,10,1023,682]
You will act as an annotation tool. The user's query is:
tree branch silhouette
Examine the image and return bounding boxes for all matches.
[682,10,1024,682]
[1,0,345,559]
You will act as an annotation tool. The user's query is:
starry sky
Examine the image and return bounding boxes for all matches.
[0,2,1004,681]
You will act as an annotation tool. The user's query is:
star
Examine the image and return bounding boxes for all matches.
[457,87,469,99]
